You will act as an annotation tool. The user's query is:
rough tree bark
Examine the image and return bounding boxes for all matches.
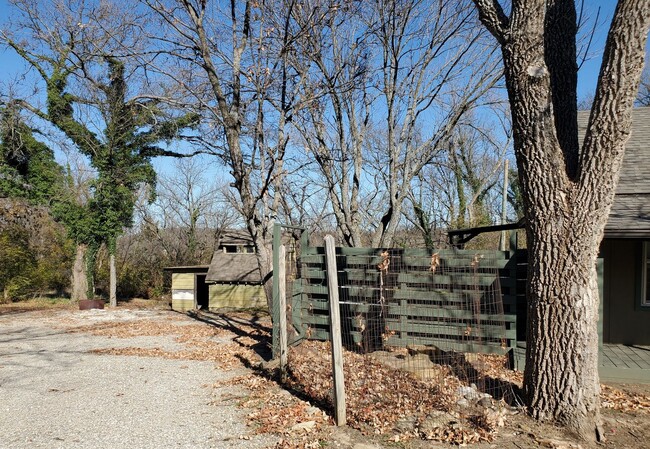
[70,243,88,302]
[473,0,650,441]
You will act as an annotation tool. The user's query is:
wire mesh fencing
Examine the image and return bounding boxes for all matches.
[273,237,521,441]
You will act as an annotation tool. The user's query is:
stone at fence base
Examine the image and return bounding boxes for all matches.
[478,396,493,408]
[394,415,418,433]
[420,411,461,439]
[290,421,316,432]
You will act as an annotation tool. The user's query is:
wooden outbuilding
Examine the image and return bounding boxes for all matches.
[165,230,265,312]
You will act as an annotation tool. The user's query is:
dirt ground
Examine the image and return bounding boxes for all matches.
[1,299,649,449]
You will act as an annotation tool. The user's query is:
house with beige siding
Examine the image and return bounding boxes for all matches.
[166,231,265,312]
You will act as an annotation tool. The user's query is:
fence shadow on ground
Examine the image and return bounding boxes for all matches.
[187,310,273,361]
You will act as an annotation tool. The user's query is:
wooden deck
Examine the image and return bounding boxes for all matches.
[599,344,650,383]
[511,343,650,383]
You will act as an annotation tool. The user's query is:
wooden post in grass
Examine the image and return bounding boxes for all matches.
[278,244,288,380]
[324,235,346,426]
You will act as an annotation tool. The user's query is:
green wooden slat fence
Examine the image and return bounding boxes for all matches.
[288,245,522,356]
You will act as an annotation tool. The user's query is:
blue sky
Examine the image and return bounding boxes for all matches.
[0,0,643,176]
[0,0,621,97]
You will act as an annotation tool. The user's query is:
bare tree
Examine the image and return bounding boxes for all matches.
[292,0,501,247]
[139,158,236,265]
[405,112,511,249]
[473,0,650,441]
[141,0,312,308]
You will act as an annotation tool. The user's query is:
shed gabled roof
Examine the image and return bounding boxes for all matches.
[218,229,254,246]
[205,252,262,283]
[578,106,650,237]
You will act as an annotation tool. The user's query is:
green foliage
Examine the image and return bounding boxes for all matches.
[0,226,36,302]
[0,106,64,204]
[0,201,75,302]
[31,221,75,294]
[6,39,198,300]
[46,57,196,262]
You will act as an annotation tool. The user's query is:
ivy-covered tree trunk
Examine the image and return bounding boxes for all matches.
[70,243,88,302]
[473,0,650,442]
[85,244,98,300]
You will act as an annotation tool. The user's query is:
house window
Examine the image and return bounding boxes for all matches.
[644,241,650,306]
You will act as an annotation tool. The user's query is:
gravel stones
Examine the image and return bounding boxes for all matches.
[0,309,277,449]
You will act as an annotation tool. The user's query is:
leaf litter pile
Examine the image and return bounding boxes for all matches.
[69,315,263,369]
[68,310,650,447]
[278,340,512,445]
[601,385,650,414]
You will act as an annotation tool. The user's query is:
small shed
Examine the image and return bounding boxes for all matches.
[165,230,266,312]
[165,265,210,312]
[205,252,265,309]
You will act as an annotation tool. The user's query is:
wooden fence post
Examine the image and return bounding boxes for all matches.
[324,235,346,426]
[278,245,288,380]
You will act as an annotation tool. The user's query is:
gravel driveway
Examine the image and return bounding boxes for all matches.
[0,308,277,449]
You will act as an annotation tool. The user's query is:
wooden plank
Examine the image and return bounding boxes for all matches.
[383,319,514,340]
[627,346,650,369]
[396,272,499,286]
[300,313,331,326]
[385,335,508,355]
[617,345,643,370]
[399,257,509,269]
[291,290,307,341]
[298,314,516,340]
[382,305,517,323]
[301,246,510,259]
[278,245,288,379]
[301,283,486,299]
[325,235,346,426]
[298,297,516,319]
[302,269,381,282]
[392,288,486,302]
[301,284,330,296]
[599,366,650,384]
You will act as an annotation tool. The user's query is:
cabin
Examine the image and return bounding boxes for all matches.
[591,107,650,346]
[165,230,265,312]
[448,107,650,381]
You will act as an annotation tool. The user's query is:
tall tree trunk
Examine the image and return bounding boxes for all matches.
[85,244,98,300]
[254,236,274,312]
[525,218,603,439]
[473,0,650,441]
[109,253,117,307]
[70,243,88,302]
